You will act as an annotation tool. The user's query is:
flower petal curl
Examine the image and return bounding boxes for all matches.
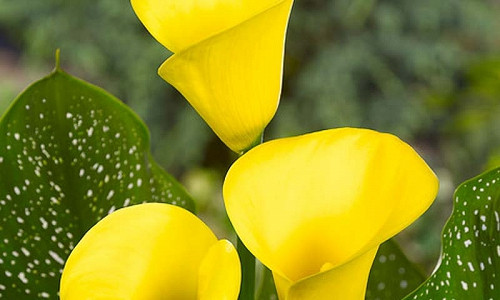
[198,239,241,300]
[131,0,285,53]
[223,127,439,298]
[60,203,240,299]
[132,0,294,153]
[273,247,379,300]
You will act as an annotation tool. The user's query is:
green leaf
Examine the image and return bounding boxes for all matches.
[0,65,194,298]
[366,239,426,300]
[404,167,500,299]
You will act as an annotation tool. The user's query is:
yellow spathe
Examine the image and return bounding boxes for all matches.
[273,247,379,300]
[131,0,294,153]
[130,0,285,53]
[223,127,439,299]
[60,203,240,300]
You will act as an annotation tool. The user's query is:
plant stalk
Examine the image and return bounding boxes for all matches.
[236,132,263,300]
[237,236,255,300]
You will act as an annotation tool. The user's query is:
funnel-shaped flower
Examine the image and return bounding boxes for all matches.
[131,0,294,153]
[223,128,439,299]
[60,203,240,299]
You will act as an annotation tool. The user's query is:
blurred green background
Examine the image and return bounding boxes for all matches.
[0,0,499,273]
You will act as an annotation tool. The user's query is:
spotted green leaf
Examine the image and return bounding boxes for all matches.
[0,63,194,298]
[366,239,426,300]
[404,167,500,299]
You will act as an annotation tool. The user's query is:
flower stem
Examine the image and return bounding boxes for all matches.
[236,132,263,300]
[237,236,255,300]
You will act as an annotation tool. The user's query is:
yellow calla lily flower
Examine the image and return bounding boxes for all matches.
[131,0,294,153]
[60,203,240,299]
[223,128,439,299]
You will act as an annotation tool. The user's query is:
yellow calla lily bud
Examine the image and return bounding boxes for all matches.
[223,128,439,299]
[60,203,240,299]
[131,0,294,153]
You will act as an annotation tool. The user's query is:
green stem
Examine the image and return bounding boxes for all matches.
[237,236,255,300]
[236,132,263,300]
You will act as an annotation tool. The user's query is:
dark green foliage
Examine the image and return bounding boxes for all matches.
[404,167,500,299]
[366,240,426,300]
[0,65,194,298]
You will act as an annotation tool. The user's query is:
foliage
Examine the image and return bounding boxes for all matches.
[0,63,193,298]
[366,240,425,300]
[404,167,500,299]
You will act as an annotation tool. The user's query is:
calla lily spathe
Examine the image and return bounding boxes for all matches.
[223,128,439,299]
[60,203,240,299]
[131,0,294,153]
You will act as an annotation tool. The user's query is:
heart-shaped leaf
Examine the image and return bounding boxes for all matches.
[366,239,425,300]
[404,167,499,299]
[0,60,194,298]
